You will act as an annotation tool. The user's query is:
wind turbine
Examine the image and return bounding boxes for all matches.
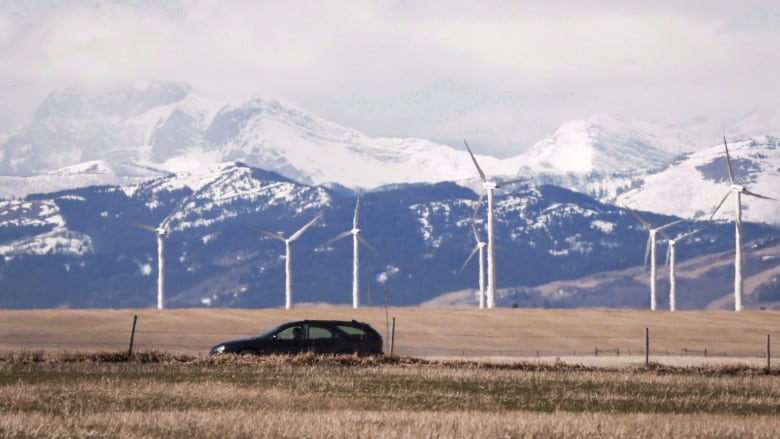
[261,214,321,310]
[624,206,684,311]
[458,203,487,308]
[710,136,776,311]
[133,201,186,310]
[323,195,376,308]
[464,140,525,308]
[664,229,699,312]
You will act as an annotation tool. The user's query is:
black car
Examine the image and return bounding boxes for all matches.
[209,319,383,356]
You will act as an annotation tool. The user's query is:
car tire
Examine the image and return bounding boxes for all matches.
[238,349,255,356]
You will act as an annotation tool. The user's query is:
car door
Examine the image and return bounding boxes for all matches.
[305,323,339,354]
[267,324,307,354]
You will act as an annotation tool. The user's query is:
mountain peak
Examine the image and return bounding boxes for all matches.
[521,114,689,174]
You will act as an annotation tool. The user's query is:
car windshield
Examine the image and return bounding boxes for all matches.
[255,324,286,339]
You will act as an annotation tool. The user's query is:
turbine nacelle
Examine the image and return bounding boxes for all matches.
[483,181,498,190]
[731,184,746,193]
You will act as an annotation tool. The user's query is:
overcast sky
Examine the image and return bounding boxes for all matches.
[1,1,779,156]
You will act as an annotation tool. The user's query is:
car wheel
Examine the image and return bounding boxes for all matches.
[239,349,255,356]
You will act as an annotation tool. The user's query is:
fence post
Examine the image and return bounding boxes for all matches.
[768,334,771,372]
[128,315,138,360]
[645,327,649,367]
[390,317,396,357]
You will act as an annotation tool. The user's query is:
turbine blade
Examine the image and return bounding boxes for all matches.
[474,191,486,214]
[624,204,653,229]
[743,189,776,201]
[358,235,378,254]
[464,139,487,182]
[469,215,480,242]
[132,223,158,233]
[260,230,286,242]
[723,136,736,185]
[643,234,651,270]
[709,190,733,220]
[457,245,480,274]
[657,218,685,233]
[353,194,361,229]
[159,196,192,230]
[469,198,484,241]
[289,214,321,241]
[322,231,352,248]
[495,177,526,188]
[676,229,700,242]
[665,244,671,267]
[657,219,683,241]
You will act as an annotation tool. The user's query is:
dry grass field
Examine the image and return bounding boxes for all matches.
[2,308,780,437]
[1,352,779,438]
[0,307,778,364]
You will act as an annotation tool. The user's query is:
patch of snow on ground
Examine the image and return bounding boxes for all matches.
[591,220,615,234]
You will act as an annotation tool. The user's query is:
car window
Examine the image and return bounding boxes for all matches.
[307,325,334,340]
[276,325,303,340]
[256,324,284,339]
[337,325,366,336]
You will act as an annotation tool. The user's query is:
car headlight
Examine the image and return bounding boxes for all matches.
[211,345,225,355]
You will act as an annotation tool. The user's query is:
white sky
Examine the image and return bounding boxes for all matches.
[1,0,779,156]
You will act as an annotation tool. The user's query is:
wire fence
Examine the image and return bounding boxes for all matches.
[1,325,776,367]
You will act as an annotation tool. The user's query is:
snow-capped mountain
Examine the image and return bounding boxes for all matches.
[0,82,499,194]
[0,197,93,257]
[0,81,221,177]
[513,114,696,175]
[0,160,170,199]
[459,114,700,205]
[0,82,706,200]
[1,161,777,310]
[203,95,496,188]
[617,136,780,226]
[2,81,778,231]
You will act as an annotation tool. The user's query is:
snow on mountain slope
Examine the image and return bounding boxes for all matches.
[122,162,334,232]
[0,81,220,177]
[204,96,496,189]
[617,136,780,226]
[0,83,499,193]
[0,161,167,198]
[512,114,694,174]
[0,198,93,258]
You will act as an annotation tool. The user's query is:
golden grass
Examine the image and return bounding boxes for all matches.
[1,354,779,438]
[0,308,778,363]
[4,410,780,439]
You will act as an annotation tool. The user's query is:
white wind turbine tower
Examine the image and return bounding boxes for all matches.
[664,229,699,312]
[133,203,185,310]
[458,204,487,308]
[624,206,683,311]
[261,214,321,310]
[464,140,525,309]
[324,195,376,309]
[710,136,776,311]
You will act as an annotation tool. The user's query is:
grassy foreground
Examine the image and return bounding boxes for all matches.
[1,351,779,438]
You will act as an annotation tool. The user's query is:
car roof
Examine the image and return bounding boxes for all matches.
[295,319,370,325]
